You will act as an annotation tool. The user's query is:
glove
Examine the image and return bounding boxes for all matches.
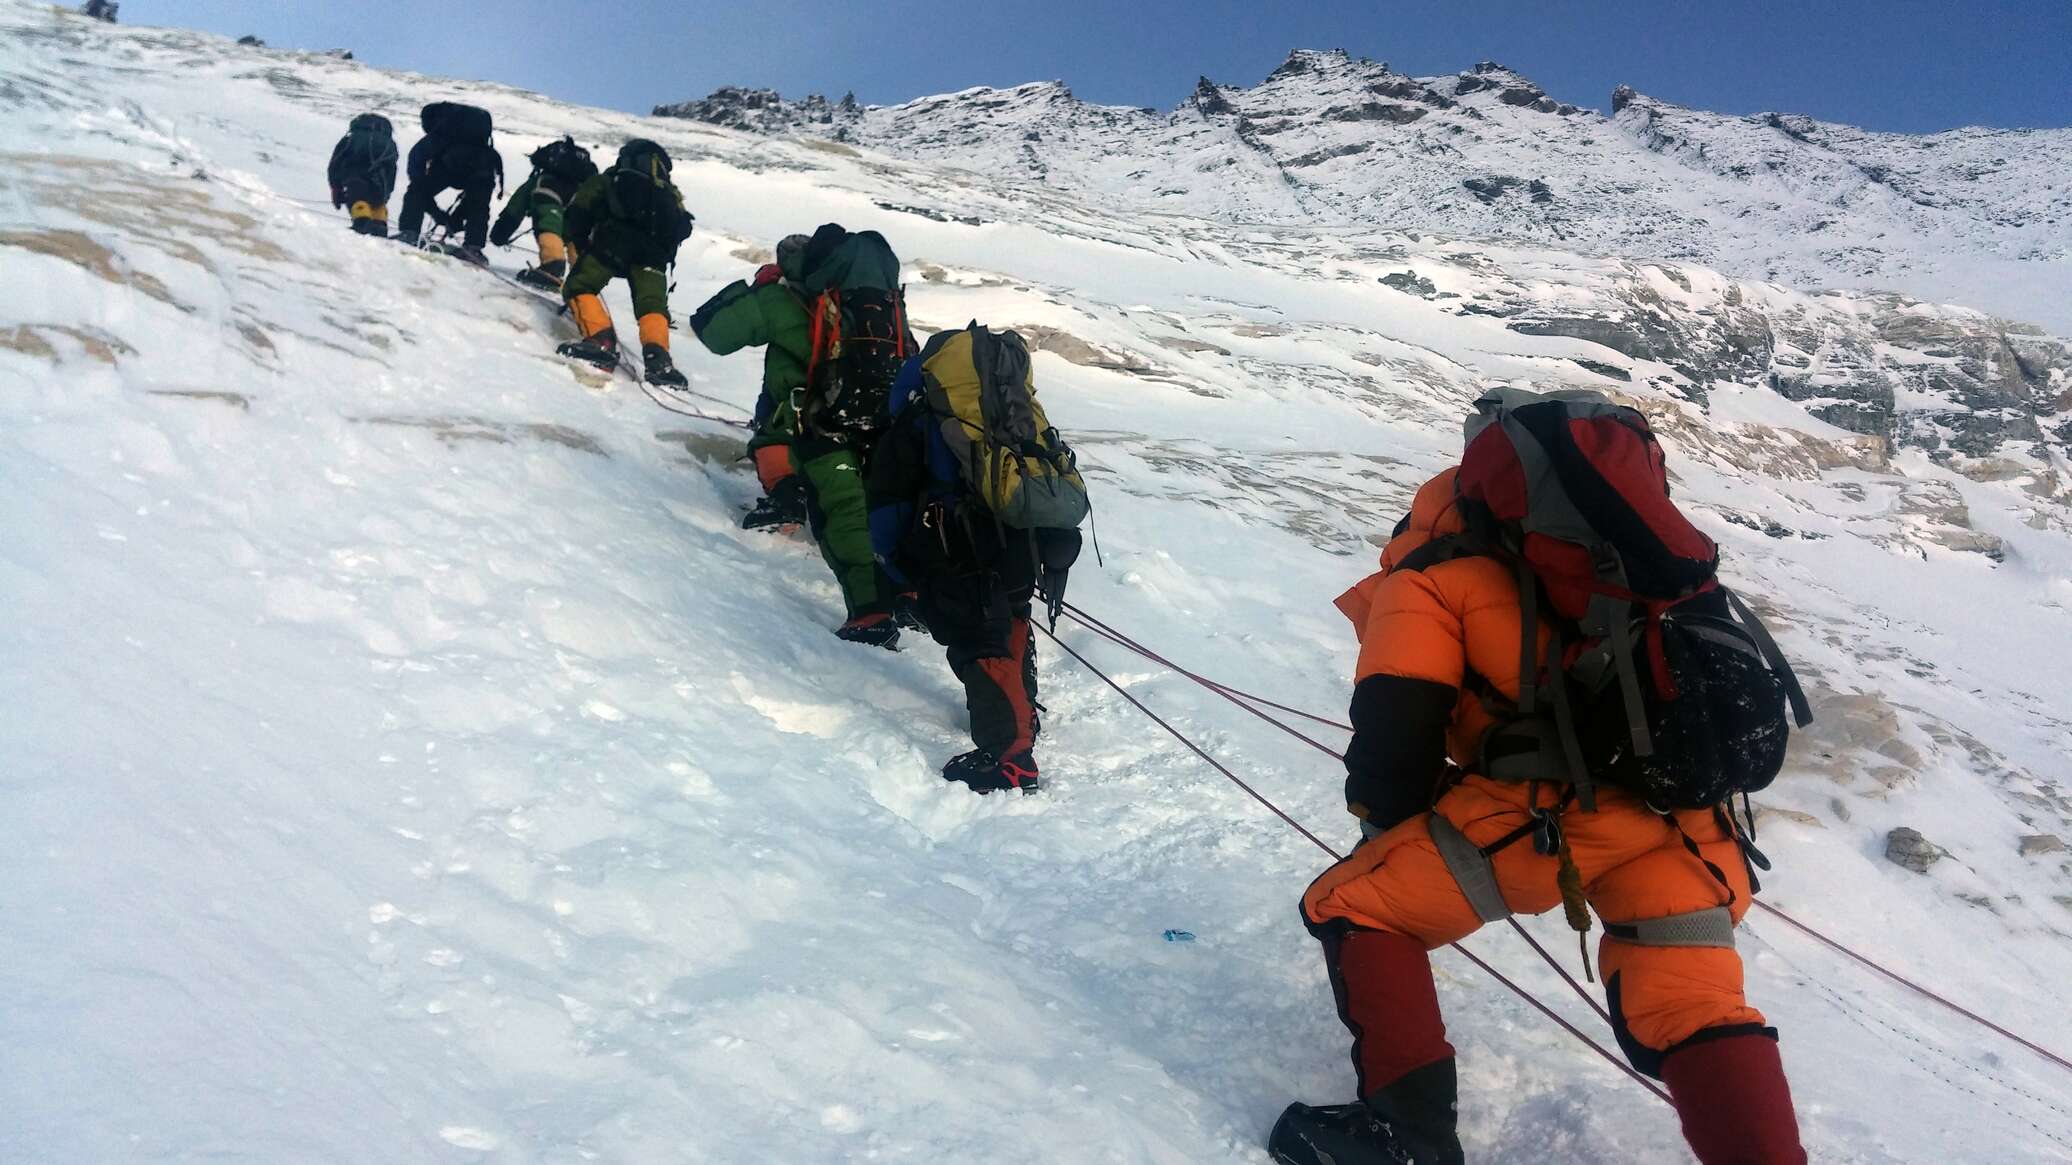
[1034,529,1080,630]
[331,188,343,208]
[489,222,514,247]
[753,263,783,287]
[1037,565,1069,631]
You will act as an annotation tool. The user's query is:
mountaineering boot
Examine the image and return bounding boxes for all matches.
[740,475,809,533]
[392,229,420,247]
[891,591,929,634]
[1268,1101,1419,1165]
[446,244,488,266]
[1363,1060,1464,1164]
[1661,1033,1807,1165]
[348,200,389,237]
[834,613,901,651]
[642,343,688,388]
[515,258,566,291]
[635,313,680,383]
[556,330,620,371]
[941,748,1039,795]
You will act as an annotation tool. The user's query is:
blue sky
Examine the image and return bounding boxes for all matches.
[134,0,2070,133]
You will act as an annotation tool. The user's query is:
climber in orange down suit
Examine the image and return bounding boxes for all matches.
[1280,468,1806,1164]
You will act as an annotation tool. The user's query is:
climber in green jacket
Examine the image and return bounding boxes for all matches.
[689,224,915,647]
[554,138,695,388]
[488,136,598,291]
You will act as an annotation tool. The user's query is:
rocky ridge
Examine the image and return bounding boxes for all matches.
[656,49,2072,337]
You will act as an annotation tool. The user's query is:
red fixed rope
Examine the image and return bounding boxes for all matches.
[1038,626,1342,860]
[1035,621,1672,1104]
[637,381,755,429]
[1058,605,1615,1028]
[1061,614,1348,761]
[1061,602,1352,732]
[1752,900,2072,1076]
[1050,606,2072,1084]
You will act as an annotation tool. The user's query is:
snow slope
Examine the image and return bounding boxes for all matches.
[4,6,2072,1162]
[658,51,2072,335]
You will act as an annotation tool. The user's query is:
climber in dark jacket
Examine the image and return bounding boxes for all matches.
[394,102,503,259]
[327,113,398,237]
[489,136,598,291]
[866,355,1080,793]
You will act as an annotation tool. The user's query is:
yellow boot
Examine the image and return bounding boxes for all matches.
[349,200,389,238]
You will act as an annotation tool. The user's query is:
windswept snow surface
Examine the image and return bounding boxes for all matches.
[4,7,2072,1163]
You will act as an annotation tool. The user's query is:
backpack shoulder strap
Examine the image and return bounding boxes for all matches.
[1723,588,1814,727]
[1390,532,1477,576]
[803,290,841,386]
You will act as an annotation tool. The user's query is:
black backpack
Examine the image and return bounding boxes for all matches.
[529,136,597,185]
[421,101,492,145]
[1410,388,1812,811]
[804,286,913,435]
[341,114,395,170]
[347,113,393,146]
[605,139,694,251]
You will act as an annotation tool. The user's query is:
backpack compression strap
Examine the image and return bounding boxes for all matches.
[1478,557,1603,811]
[1724,590,1814,728]
[803,291,838,391]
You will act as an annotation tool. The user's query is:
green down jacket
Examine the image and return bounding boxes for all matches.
[688,229,906,622]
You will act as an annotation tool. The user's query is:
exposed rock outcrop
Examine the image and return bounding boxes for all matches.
[1886,827,1948,874]
[655,50,2072,339]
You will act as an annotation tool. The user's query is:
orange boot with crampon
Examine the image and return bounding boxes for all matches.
[555,293,619,371]
[638,311,686,388]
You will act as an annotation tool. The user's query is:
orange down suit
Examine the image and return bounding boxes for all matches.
[1303,468,1767,1059]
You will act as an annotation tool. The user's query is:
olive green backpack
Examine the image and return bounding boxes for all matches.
[918,323,1089,530]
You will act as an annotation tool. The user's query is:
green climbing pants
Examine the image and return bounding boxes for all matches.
[562,252,670,320]
[530,188,566,239]
[801,442,886,620]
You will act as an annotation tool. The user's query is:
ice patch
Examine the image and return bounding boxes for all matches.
[438,1126,500,1151]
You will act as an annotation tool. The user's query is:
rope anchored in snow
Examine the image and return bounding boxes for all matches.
[1040,604,2072,1101]
[1032,618,1672,1104]
[1750,899,2072,1077]
[636,379,755,430]
[1057,603,1617,1030]
[283,188,747,433]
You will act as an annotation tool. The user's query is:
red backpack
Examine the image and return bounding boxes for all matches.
[1438,388,1812,811]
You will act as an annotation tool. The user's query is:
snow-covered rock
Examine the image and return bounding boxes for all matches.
[659,49,2072,334]
[1886,826,1949,873]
